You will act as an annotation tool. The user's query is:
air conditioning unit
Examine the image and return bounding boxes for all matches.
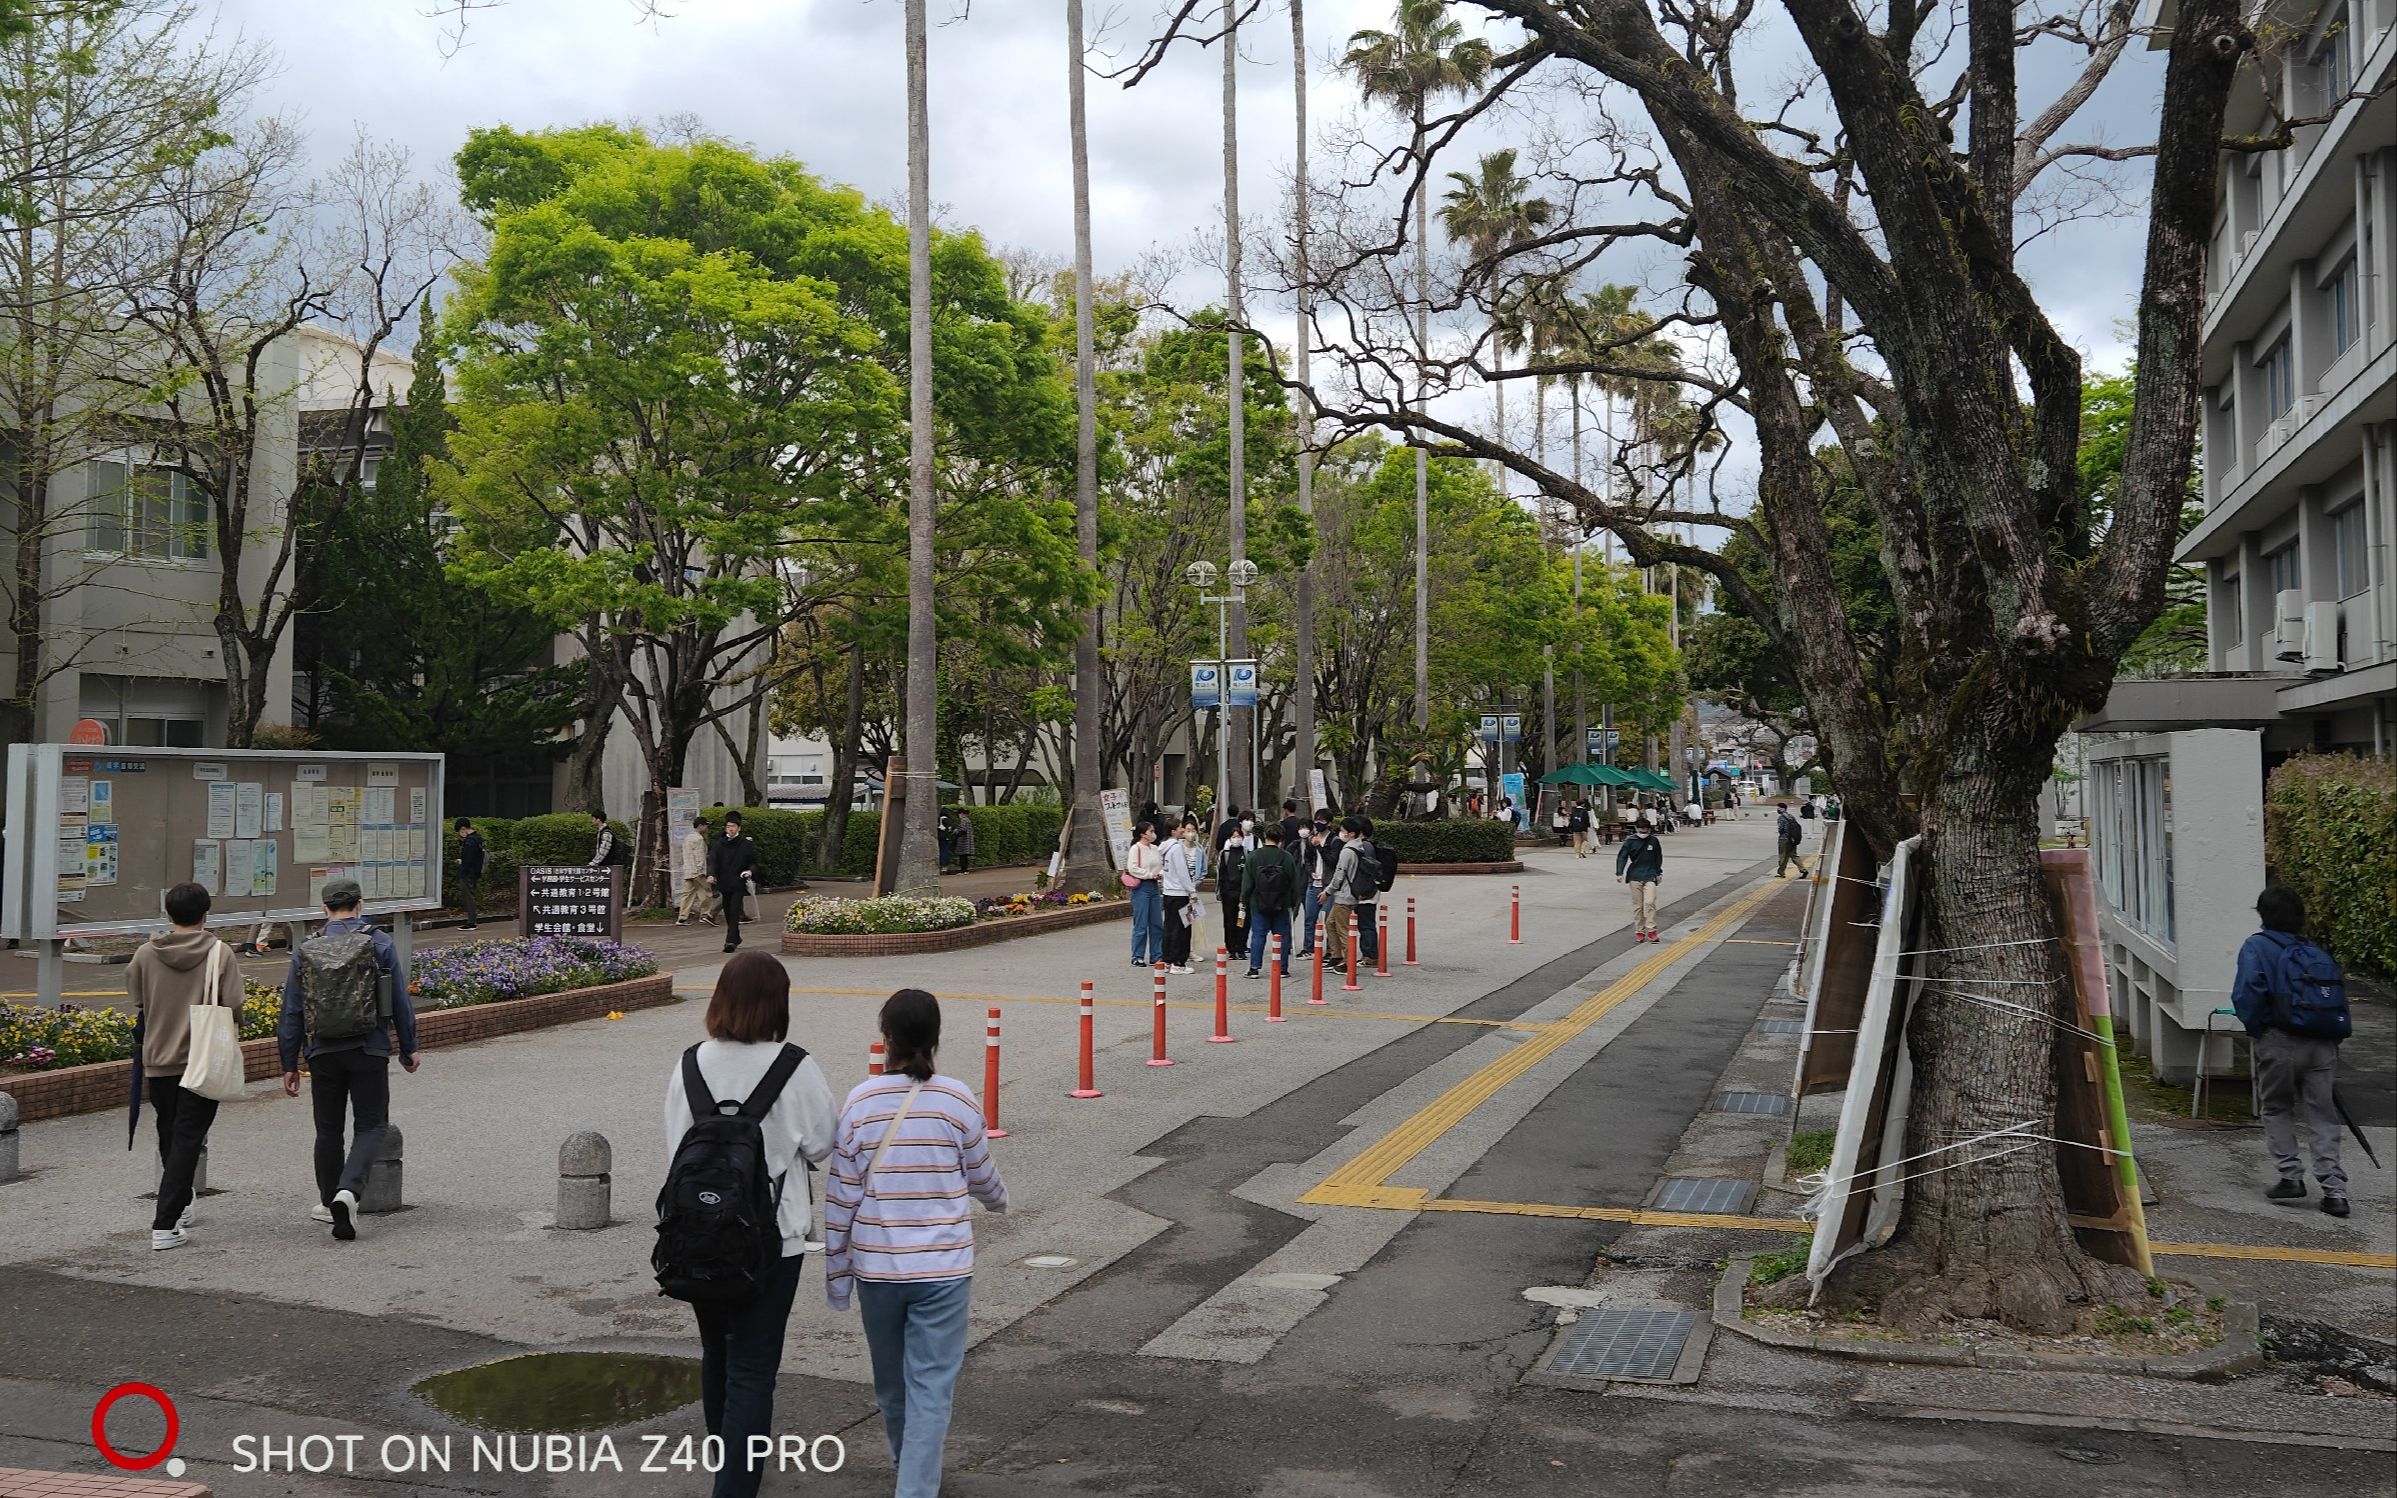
[2303,601,2343,674]
[2272,588,2308,662]
[2296,393,2325,425]
[2240,230,2261,257]
[2260,413,2295,457]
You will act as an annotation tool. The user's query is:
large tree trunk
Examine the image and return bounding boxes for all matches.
[818,641,866,872]
[1221,0,1252,813]
[1288,0,1319,816]
[895,0,942,888]
[1064,0,1112,890]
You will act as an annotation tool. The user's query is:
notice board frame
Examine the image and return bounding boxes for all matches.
[3,742,445,941]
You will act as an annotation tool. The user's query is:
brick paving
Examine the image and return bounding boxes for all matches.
[0,1470,210,1497]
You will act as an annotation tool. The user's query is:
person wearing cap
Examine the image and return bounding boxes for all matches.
[278,877,418,1241]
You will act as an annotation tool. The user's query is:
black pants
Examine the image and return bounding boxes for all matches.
[1163,895,1193,966]
[1222,895,1246,959]
[459,874,480,926]
[956,853,972,873]
[308,1048,389,1205]
[721,886,745,949]
[148,1076,218,1230]
[694,1253,805,1498]
[1357,902,1380,959]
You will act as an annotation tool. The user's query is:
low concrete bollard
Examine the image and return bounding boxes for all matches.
[360,1124,403,1214]
[152,1143,207,1199]
[556,1131,612,1230]
[0,1092,18,1183]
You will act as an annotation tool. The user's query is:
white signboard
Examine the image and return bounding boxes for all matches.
[1099,787,1135,870]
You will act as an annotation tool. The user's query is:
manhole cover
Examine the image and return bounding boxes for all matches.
[1716,1091,1789,1115]
[1652,1177,1756,1214]
[1758,1019,1804,1035]
[1544,1309,1695,1381]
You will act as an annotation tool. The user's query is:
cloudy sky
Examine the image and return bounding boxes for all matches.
[214,0,2171,508]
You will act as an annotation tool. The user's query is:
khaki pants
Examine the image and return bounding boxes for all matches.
[678,874,719,922]
[1324,902,1355,966]
[1570,829,1588,858]
[1629,879,1658,931]
[1777,842,1812,878]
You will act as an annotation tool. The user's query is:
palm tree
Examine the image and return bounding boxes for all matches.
[1290,0,1320,815]
[1061,0,1110,885]
[1439,149,1552,491]
[1345,0,1492,732]
[1222,0,1252,810]
[897,0,941,887]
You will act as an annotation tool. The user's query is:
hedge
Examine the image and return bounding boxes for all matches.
[2264,753,2396,977]
[940,803,1063,867]
[693,803,1066,884]
[1369,819,1519,864]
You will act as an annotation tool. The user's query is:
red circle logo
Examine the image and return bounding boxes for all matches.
[91,1383,178,1471]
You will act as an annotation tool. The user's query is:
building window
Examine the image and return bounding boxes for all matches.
[2264,542,2301,599]
[122,716,206,748]
[2095,756,2175,947]
[86,460,209,562]
[2327,256,2360,357]
[2332,502,2368,599]
[2217,571,2243,645]
[2316,17,2350,103]
[2260,335,2295,419]
[360,455,381,492]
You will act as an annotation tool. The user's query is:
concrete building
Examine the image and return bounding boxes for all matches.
[2084,0,2396,1076]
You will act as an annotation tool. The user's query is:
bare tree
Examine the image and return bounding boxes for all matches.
[1277,0,2251,1328]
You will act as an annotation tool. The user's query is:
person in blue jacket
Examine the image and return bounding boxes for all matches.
[2231,885,2348,1218]
[278,878,418,1240]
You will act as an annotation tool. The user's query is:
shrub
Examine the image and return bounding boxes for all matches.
[942,803,1063,867]
[442,816,520,904]
[410,936,659,1010]
[2264,753,2396,977]
[1369,819,1518,864]
[788,894,977,935]
[510,812,632,869]
[700,805,815,886]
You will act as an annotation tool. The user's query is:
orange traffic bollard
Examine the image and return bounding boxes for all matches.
[1210,948,1235,1043]
[1070,980,1102,1098]
[1375,905,1392,977]
[868,1040,885,1077]
[1510,883,1522,944]
[983,1008,1006,1139]
[1147,963,1174,1066]
[1268,936,1286,1022]
[1343,926,1362,992]
[1309,923,1327,1006]
[1405,895,1419,966]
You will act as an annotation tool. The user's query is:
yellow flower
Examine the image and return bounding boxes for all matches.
[604,1010,624,1021]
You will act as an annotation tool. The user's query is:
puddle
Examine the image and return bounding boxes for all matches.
[412,1352,700,1432]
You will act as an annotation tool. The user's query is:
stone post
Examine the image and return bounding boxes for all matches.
[360,1124,404,1214]
[0,1092,18,1183]
[556,1131,612,1230]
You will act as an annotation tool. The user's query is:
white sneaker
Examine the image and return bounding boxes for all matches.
[330,1189,358,1241]
[309,1202,334,1224]
[151,1227,190,1251]
[178,1202,196,1229]
[1169,964,1194,975]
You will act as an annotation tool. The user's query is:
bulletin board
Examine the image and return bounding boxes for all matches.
[2,743,445,940]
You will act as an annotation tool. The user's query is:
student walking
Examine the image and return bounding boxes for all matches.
[1616,815,1664,942]
[677,813,718,926]
[1162,818,1201,974]
[128,881,245,1250]
[454,818,486,930]
[1242,823,1301,979]
[708,813,760,953]
[1775,803,1811,878]
[823,990,1009,1498]
[2233,886,2352,1217]
[1126,822,1166,968]
[278,878,417,1241]
[1568,799,1592,858]
[588,809,624,869]
[1297,818,1332,956]
[659,952,839,1498]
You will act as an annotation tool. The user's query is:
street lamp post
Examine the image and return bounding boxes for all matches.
[1185,558,1256,816]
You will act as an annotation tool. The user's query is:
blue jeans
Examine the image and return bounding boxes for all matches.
[693,1252,805,1498]
[1300,885,1323,951]
[1129,879,1163,964]
[858,1275,974,1498]
[1247,908,1291,974]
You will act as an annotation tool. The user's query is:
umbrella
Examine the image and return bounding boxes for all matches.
[126,1015,146,1149]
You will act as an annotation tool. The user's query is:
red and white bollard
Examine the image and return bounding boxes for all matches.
[1147,963,1174,1066]
[1405,895,1419,966]
[1268,935,1286,1022]
[983,1008,1007,1138]
[1070,980,1103,1098]
[1343,924,1362,992]
[1309,923,1328,1006]
[1509,884,1522,944]
[1210,948,1235,1043]
[1375,905,1392,978]
[868,1040,885,1077]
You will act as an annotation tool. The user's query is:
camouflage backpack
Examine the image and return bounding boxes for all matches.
[298,931,387,1043]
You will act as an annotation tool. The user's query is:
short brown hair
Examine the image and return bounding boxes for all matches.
[704,950,790,1043]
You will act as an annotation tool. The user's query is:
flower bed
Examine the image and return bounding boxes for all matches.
[411,935,658,1009]
[784,889,1126,956]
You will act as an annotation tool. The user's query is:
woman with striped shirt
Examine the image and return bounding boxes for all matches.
[823,989,1009,1497]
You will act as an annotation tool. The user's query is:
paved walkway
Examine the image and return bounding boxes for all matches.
[3,814,2390,1495]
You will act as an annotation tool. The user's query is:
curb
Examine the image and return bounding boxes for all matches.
[1713,1256,2264,1379]
[1395,861,1526,876]
[782,899,1129,956]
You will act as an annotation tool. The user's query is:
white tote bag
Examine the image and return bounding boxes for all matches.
[181,944,248,1102]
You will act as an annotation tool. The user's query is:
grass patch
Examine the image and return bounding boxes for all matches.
[1746,1238,1812,1288]
[1784,1128,1834,1174]
[2095,1305,2157,1338]
[2116,1047,2252,1124]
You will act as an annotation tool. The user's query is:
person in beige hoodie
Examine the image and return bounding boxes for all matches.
[127,881,244,1251]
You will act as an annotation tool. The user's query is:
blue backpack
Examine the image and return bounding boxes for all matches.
[2271,938,2351,1042]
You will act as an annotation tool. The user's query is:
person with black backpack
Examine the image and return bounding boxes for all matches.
[277,877,417,1242]
[588,808,627,870]
[657,951,838,1498]
[1241,823,1302,979]
[2232,885,2351,1218]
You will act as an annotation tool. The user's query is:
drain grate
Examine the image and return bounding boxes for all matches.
[1652,1177,1757,1214]
[1716,1090,1789,1115]
[1544,1309,1695,1381]
[1758,1018,1804,1035]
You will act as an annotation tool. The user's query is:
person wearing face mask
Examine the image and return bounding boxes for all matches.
[1161,817,1201,974]
[1218,817,1253,960]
